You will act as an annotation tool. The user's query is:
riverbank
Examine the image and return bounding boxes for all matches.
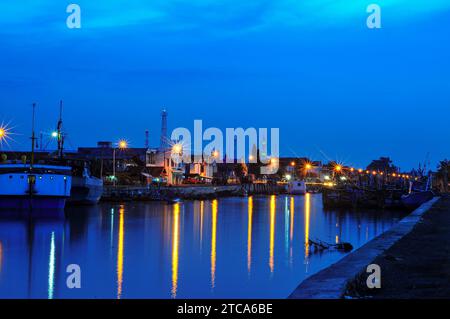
[345,194,450,299]
[289,196,442,299]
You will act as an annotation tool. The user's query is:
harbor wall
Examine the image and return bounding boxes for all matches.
[288,197,441,299]
[102,183,284,201]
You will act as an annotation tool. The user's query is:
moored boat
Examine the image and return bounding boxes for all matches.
[0,163,72,211]
[67,164,103,205]
[286,180,307,195]
[401,190,434,210]
[401,175,435,210]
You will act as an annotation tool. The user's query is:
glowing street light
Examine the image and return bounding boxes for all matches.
[305,163,312,170]
[113,139,129,187]
[334,165,342,172]
[172,143,182,154]
[212,150,219,158]
[51,131,58,138]
[118,140,128,149]
[291,161,296,167]
[0,123,14,148]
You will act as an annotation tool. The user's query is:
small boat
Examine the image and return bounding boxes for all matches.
[286,180,307,195]
[67,163,103,205]
[401,174,434,210]
[402,191,434,210]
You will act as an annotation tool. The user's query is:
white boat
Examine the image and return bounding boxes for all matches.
[0,103,72,212]
[0,163,72,210]
[286,180,307,195]
[68,165,103,205]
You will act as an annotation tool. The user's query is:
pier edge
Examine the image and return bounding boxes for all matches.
[288,197,441,299]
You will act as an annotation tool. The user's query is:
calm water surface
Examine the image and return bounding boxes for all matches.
[0,194,408,299]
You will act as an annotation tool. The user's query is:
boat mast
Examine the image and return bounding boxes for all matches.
[56,100,64,159]
[30,103,37,170]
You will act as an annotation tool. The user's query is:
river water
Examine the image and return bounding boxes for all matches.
[0,194,408,299]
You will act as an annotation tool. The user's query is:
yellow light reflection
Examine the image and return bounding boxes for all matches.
[269,195,276,273]
[304,193,311,258]
[290,197,295,241]
[247,196,253,273]
[289,197,295,263]
[171,203,180,298]
[200,201,204,248]
[211,199,218,289]
[117,206,125,299]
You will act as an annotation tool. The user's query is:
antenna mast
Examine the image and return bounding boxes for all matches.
[56,100,64,159]
[31,103,37,169]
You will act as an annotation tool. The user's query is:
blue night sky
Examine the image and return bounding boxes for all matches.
[0,1,449,170]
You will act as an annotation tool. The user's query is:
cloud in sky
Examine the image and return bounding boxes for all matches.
[1,0,450,36]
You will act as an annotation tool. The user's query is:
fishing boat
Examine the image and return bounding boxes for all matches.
[67,163,103,205]
[401,174,434,210]
[286,180,307,195]
[0,103,72,212]
[401,190,434,210]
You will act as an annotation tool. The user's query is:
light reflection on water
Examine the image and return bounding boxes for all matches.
[0,194,408,299]
[117,205,125,299]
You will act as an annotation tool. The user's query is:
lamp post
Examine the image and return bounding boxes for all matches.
[305,163,312,180]
[0,127,6,151]
[171,143,183,185]
[113,140,128,187]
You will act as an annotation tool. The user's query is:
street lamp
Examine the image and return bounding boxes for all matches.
[113,139,128,187]
[172,143,182,155]
[0,124,12,150]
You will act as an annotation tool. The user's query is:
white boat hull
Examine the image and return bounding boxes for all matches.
[286,181,307,195]
[0,164,72,211]
[68,176,103,205]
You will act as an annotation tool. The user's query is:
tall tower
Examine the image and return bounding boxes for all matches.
[160,109,168,151]
[145,130,149,148]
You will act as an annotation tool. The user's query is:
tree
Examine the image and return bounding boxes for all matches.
[437,160,449,193]
[366,157,398,173]
[234,163,248,182]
